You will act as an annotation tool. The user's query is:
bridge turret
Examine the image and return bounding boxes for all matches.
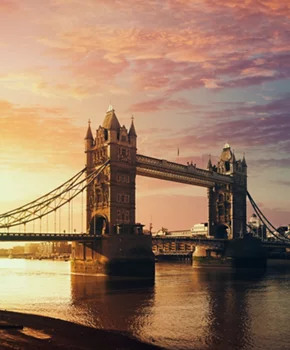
[128,117,137,148]
[217,143,236,175]
[242,153,247,175]
[85,120,94,171]
[85,120,94,150]
[103,105,121,144]
[207,155,213,171]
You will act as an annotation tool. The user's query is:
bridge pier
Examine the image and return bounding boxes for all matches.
[192,245,225,264]
[71,227,155,279]
[192,246,208,260]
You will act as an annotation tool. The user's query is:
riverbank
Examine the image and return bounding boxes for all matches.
[0,310,164,350]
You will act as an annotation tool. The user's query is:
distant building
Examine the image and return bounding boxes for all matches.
[153,228,169,236]
[0,248,9,257]
[39,242,54,257]
[54,242,71,255]
[24,243,39,256]
[11,245,25,257]
[248,213,266,240]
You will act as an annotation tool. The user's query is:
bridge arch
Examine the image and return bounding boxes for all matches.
[89,214,108,235]
[215,224,229,239]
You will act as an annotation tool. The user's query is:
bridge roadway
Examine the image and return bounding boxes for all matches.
[152,236,290,248]
[0,233,289,249]
[0,233,101,242]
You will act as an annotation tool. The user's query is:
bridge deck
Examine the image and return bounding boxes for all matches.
[1,233,289,248]
[0,233,100,242]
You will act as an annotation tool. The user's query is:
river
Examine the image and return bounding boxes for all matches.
[0,259,289,350]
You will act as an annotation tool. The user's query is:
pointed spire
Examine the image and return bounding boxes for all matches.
[207,154,213,170]
[103,106,121,130]
[129,115,137,137]
[242,152,247,167]
[107,104,114,112]
[85,119,93,140]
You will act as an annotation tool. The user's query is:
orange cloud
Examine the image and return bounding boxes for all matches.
[0,99,83,171]
[1,0,289,101]
[0,0,16,11]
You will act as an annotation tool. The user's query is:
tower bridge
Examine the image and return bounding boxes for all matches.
[0,105,285,277]
[84,106,247,241]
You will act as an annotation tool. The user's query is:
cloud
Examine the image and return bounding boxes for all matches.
[275,180,290,187]
[0,99,84,171]
[0,0,16,12]
[23,0,289,98]
[133,93,290,168]
[1,0,289,101]
[130,96,204,113]
[201,79,220,89]
[256,158,290,169]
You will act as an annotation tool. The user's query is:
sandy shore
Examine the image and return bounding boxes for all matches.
[0,310,164,350]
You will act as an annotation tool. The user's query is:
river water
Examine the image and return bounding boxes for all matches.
[0,259,289,350]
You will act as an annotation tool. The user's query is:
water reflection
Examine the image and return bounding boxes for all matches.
[194,268,266,350]
[1,260,290,350]
[70,274,155,332]
[142,263,268,350]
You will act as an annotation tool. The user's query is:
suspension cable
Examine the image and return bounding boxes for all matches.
[0,168,86,217]
[247,191,290,241]
[0,161,109,229]
[81,190,84,234]
[248,194,282,240]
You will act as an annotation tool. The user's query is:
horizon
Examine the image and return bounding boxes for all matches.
[1,0,290,242]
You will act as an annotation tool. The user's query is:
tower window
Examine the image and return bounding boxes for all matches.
[117,173,130,183]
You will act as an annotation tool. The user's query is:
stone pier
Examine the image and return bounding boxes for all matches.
[71,225,155,279]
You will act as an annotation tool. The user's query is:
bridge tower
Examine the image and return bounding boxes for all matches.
[208,144,247,239]
[72,106,154,278]
[85,105,137,235]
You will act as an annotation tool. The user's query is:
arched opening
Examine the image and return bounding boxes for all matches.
[89,215,108,235]
[215,224,229,239]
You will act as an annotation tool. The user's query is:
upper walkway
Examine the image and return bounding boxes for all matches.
[136,154,233,187]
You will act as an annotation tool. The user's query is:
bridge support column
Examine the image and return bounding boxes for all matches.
[192,246,209,260]
[71,227,155,279]
[192,244,226,265]
[207,187,215,237]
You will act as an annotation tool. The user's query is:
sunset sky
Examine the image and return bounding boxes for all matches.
[1,0,290,236]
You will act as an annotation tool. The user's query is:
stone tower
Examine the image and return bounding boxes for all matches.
[216,143,247,238]
[208,144,247,239]
[72,106,154,277]
[85,105,137,235]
